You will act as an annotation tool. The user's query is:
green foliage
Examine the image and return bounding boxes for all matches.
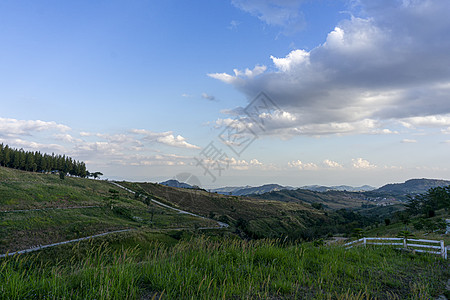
[413,217,447,232]
[406,185,450,217]
[311,202,323,210]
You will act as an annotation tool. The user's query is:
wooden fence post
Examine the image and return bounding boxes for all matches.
[363,237,366,247]
[403,238,407,249]
[440,241,446,259]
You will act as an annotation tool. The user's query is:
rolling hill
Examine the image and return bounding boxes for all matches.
[373,178,450,194]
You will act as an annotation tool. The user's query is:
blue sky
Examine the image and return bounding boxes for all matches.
[1,0,450,188]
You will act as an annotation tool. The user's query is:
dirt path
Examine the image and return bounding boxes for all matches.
[0,229,132,258]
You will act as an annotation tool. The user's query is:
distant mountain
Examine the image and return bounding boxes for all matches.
[373,178,450,194]
[301,185,376,192]
[159,179,194,189]
[212,184,294,196]
[211,186,251,194]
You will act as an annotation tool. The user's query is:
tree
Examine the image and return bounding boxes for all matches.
[92,172,103,179]
[0,143,4,166]
[351,228,365,239]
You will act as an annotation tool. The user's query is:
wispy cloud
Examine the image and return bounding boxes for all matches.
[201,93,217,101]
[231,0,305,34]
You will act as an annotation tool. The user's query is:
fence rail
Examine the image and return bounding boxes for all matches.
[344,237,447,259]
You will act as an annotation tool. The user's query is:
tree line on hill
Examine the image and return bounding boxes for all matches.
[0,143,90,178]
[406,185,450,217]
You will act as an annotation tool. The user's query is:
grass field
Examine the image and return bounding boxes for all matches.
[1,235,448,299]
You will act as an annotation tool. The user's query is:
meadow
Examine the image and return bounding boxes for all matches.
[1,234,448,299]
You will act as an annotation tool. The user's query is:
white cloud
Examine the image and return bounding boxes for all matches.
[270,49,309,72]
[0,117,70,137]
[352,158,376,169]
[211,1,450,137]
[130,129,200,149]
[400,115,450,128]
[322,159,343,169]
[53,134,83,144]
[208,65,266,84]
[227,157,267,170]
[0,138,66,153]
[401,139,417,143]
[288,160,318,170]
[158,134,200,150]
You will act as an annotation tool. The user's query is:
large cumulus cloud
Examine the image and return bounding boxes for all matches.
[210,0,450,136]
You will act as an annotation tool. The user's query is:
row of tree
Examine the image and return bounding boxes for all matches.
[0,143,89,178]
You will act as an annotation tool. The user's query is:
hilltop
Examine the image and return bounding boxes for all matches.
[373,178,450,194]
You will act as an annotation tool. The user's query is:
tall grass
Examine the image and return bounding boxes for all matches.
[0,237,448,299]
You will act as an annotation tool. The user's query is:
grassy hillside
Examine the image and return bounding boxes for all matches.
[0,166,115,209]
[0,166,215,253]
[119,181,335,239]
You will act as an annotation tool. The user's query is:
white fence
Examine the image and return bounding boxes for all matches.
[344,237,447,259]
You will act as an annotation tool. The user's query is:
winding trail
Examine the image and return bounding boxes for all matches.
[1,205,101,213]
[110,182,229,229]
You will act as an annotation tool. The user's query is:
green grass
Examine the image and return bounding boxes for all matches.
[0,236,448,299]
